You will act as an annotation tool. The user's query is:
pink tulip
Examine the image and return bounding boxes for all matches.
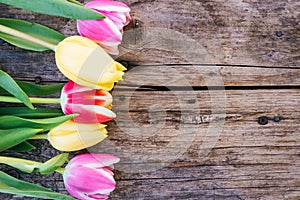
[60,81,116,123]
[77,0,131,55]
[63,154,120,200]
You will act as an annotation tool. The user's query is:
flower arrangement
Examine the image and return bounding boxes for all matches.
[0,0,131,199]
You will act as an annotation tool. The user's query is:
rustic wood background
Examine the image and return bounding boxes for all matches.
[1,0,300,199]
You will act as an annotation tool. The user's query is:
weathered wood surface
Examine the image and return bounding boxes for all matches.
[0,0,300,199]
[1,0,299,67]
[3,62,300,87]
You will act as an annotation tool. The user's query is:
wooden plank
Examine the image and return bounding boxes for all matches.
[119,0,300,66]
[0,0,299,66]
[120,65,300,87]
[0,0,299,199]
[1,88,299,199]
[112,175,300,199]
[2,62,300,87]
[87,89,300,199]
[111,89,300,118]
[103,89,300,158]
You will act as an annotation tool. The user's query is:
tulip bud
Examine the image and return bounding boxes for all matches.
[48,120,107,152]
[63,154,120,200]
[60,81,116,123]
[77,0,131,55]
[55,36,126,90]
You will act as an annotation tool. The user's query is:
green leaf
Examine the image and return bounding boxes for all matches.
[16,80,65,96]
[0,171,75,200]
[0,18,65,51]
[39,153,68,174]
[0,128,42,152]
[0,156,40,173]
[0,107,63,118]
[0,32,50,51]
[0,153,67,174]
[0,0,105,20]
[0,115,76,131]
[0,70,34,109]
[0,80,64,96]
[67,0,83,6]
[7,141,35,152]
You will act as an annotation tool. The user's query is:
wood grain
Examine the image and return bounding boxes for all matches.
[2,89,299,199]
[2,62,300,87]
[0,0,299,199]
[0,0,299,66]
[106,89,300,157]
[119,0,300,66]
[92,89,300,199]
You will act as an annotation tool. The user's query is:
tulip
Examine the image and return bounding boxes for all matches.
[63,154,120,200]
[55,36,126,90]
[77,0,131,55]
[60,80,116,123]
[48,120,108,151]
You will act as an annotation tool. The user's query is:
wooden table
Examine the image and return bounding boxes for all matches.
[1,0,299,199]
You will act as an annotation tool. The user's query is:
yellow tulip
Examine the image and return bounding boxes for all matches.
[55,36,126,90]
[48,120,108,152]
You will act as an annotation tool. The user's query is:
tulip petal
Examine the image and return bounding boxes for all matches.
[67,90,112,106]
[56,36,125,89]
[63,153,119,200]
[60,81,116,123]
[65,166,116,191]
[68,154,120,168]
[96,61,126,91]
[77,18,122,43]
[100,10,129,30]
[86,0,131,13]
[62,81,93,94]
[61,81,113,107]
[97,61,126,90]
[48,120,107,151]
[88,193,109,199]
[76,0,131,55]
[64,166,115,200]
[68,104,116,123]
[77,17,122,55]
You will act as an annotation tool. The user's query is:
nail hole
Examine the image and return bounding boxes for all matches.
[275,31,283,37]
[268,50,275,57]
[258,116,268,125]
[119,95,125,101]
[274,116,282,122]
[122,18,145,47]
[187,99,196,104]
[134,20,140,27]
[34,76,42,84]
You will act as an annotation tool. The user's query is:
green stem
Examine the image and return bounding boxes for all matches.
[67,0,83,6]
[0,156,66,174]
[0,156,40,173]
[0,96,60,104]
[29,134,48,140]
[55,167,66,174]
[0,24,57,51]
